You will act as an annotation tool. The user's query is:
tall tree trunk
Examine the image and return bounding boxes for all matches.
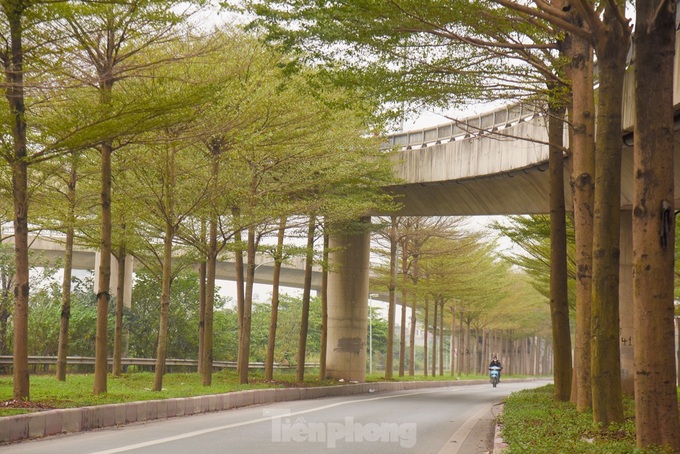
[198,258,206,375]
[385,217,397,379]
[399,238,408,377]
[201,214,217,386]
[153,221,174,391]
[319,229,329,379]
[238,226,257,384]
[423,298,429,376]
[439,301,444,376]
[296,216,316,383]
[233,209,245,377]
[590,13,630,425]
[266,218,286,381]
[113,246,126,376]
[457,315,464,376]
[548,104,572,401]
[431,299,437,377]
[449,306,456,376]
[153,148,176,392]
[94,140,113,395]
[4,0,29,402]
[632,2,680,448]
[566,14,596,414]
[202,142,221,385]
[408,254,419,376]
[56,166,76,382]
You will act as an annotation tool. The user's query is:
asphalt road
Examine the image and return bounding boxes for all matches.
[1,380,548,454]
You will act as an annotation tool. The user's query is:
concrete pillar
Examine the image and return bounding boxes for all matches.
[619,210,634,394]
[326,220,370,382]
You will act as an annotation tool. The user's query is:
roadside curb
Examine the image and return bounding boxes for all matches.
[1,378,492,445]
[492,404,508,453]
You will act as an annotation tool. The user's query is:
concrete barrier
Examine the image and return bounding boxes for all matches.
[0,378,529,445]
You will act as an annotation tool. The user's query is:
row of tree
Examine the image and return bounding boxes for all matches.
[0,1,396,401]
[242,0,680,448]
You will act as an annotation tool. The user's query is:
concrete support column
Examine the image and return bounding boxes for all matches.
[326,220,370,382]
[619,210,634,394]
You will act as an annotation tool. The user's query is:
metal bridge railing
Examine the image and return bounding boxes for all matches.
[382,103,540,150]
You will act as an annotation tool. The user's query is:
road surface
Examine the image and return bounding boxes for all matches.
[1,380,549,454]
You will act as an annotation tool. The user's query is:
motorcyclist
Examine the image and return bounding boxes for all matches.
[489,354,502,382]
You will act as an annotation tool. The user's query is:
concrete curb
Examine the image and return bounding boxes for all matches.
[492,404,508,454]
[0,378,488,445]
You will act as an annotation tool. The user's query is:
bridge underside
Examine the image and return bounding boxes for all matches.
[383,133,680,217]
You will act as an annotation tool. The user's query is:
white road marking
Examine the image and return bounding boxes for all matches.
[88,386,474,454]
[437,404,493,454]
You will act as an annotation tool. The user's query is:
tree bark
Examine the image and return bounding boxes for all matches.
[153,147,176,392]
[94,140,113,395]
[238,226,257,384]
[4,1,29,401]
[296,216,316,383]
[266,218,286,381]
[56,166,76,381]
[632,1,680,448]
[565,23,596,413]
[399,238,408,377]
[201,214,217,386]
[113,246,126,376]
[319,229,329,379]
[385,217,397,379]
[548,104,572,401]
[589,13,630,425]
[423,297,429,376]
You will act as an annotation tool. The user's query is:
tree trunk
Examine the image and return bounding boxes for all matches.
[56,166,76,382]
[423,298,429,376]
[113,246,126,376]
[319,229,329,379]
[399,238,408,377]
[632,2,680,448]
[408,254,419,376]
[548,104,572,401]
[566,16,596,414]
[439,301,444,376]
[238,226,257,384]
[153,220,174,391]
[233,210,245,378]
[198,257,206,375]
[94,140,113,395]
[266,218,286,381]
[4,0,30,402]
[590,13,630,425]
[385,217,397,379]
[296,216,316,383]
[431,298,437,376]
[153,147,176,392]
[449,306,456,376]
[201,213,217,386]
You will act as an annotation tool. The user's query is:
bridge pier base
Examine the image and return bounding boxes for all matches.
[325,219,370,382]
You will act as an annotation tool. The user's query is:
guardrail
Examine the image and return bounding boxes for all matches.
[382,103,541,150]
[0,356,318,372]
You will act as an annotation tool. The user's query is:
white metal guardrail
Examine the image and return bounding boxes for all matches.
[0,356,318,370]
[382,103,540,150]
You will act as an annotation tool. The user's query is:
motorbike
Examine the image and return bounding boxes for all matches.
[489,366,501,387]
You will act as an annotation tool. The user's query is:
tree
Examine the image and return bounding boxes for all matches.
[631,0,680,447]
[58,0,207,395]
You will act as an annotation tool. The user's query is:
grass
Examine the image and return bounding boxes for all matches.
[499,384,678,453]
